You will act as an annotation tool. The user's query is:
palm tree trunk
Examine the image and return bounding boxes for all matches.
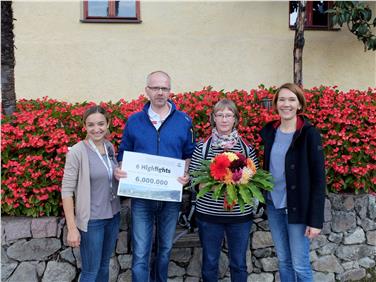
[1,1,16,115]
[293,1,306,87]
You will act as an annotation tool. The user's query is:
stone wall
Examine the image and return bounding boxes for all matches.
[2,194,376,282]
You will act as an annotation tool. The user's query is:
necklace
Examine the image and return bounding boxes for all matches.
[87,139,116,200]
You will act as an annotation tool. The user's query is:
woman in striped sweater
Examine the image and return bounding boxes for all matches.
[189,99,259,282]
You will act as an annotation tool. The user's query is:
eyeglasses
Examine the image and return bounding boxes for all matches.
[215,113,235,119]
[147,86,170,93]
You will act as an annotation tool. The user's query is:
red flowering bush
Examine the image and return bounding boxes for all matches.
[1,97,146,217]
[1,86,375,217]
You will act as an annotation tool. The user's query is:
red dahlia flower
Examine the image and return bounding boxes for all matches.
[210,154,231,180]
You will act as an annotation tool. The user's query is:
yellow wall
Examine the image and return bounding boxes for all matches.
[14,1,375,102]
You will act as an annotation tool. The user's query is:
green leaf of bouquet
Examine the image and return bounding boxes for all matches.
[238,196,245,212]
[190,171,209,177]
[201,159,212,165]
[197,176,212,183]
[252,176,274,190]
[249,184,265,203]
[212,183,225,200]
[256,169,272,177]
[227,184,237,203]
[254,171,273,184]
[256,170,274,181]
[197,186,211,198]
[191,175,212,186]
[190,171,200,176]
[239,185,253,204]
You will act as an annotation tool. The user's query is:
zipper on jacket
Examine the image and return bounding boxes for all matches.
[157,132,160,155]
[156,111,175,155]
[143,104,176,156]
[144,116,160,154]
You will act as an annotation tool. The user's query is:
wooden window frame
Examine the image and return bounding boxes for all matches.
[81,0,141,23]
[289,1,338,31]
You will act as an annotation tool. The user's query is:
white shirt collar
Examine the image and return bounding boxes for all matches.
[148,102,172,129]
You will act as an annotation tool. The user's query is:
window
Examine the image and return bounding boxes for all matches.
[82,0,141,23]
[289,1,334,30]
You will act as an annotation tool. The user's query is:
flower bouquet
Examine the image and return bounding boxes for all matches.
[191,152,273,211]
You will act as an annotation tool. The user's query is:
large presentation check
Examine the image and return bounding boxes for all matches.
[117,151,185,202]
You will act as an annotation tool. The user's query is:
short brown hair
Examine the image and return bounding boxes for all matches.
[272,83,307,114]
[83,105,110,125]
[210,99,240,128]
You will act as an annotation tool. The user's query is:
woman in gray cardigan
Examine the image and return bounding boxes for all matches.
[62,106,121,282]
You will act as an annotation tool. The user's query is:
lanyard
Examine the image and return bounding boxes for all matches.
[88,139,113,189]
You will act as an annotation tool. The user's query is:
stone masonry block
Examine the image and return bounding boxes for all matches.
[3,217,32,243]
[31,217,58,238]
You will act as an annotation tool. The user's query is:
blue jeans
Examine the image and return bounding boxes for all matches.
[197,218,252,282]
[79,212,120,282]
[131,198,181,282]
[267,202,313,282]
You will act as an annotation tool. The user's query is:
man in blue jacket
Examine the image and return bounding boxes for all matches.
[115,71,195,282]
